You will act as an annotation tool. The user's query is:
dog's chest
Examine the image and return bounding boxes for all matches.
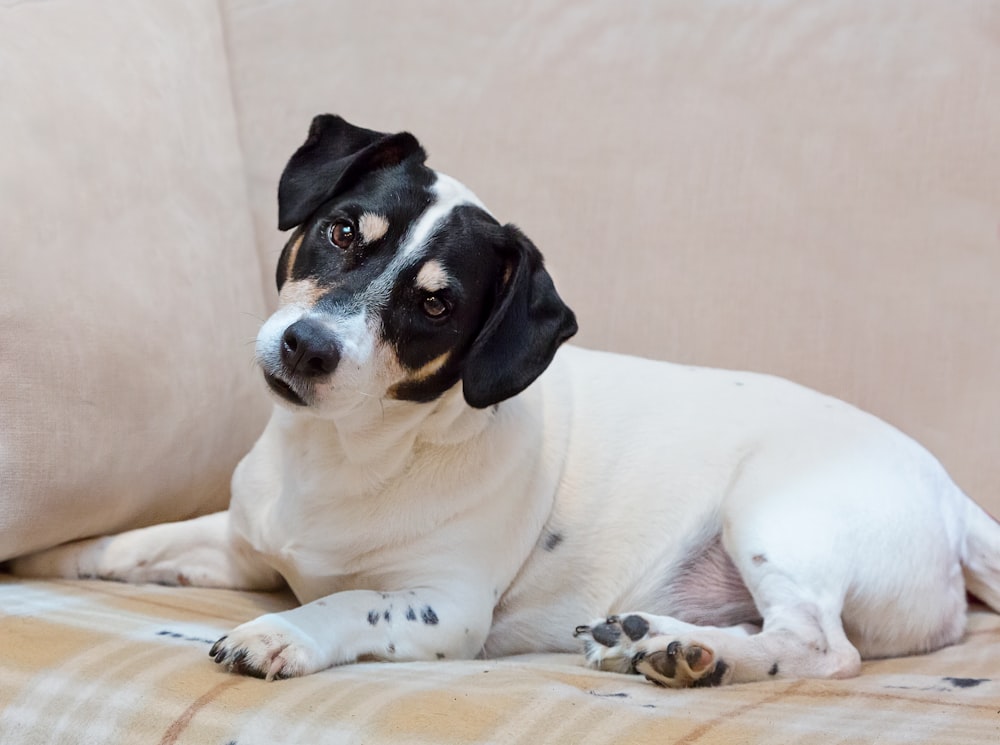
[228,402,551,603]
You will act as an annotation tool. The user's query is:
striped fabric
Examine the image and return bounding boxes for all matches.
[1,576,998,744]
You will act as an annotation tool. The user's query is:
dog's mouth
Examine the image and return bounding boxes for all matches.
[263,371,308,407]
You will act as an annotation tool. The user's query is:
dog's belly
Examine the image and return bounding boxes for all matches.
[486,345,965,656]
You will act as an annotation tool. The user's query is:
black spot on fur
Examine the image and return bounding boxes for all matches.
[436,652,446,660]
[387,643,396,655]
[591,623,622,647]
[421,606,439,625]
[406,606,417,621]
[544,531,564,551]
[383,609,391,623]
[622,615,650,641]
[944,677,988,689]
[367,610,379,626]
[157,630,216,645]
[692,659,729,688]
[769,662,779,676]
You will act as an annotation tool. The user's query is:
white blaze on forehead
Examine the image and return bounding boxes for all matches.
[416,260,451,292]
[399,172,490,257]
[359,212,389,243]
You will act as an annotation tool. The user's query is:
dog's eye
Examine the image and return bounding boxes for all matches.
[422,295,450,319]
[327,220,355,249]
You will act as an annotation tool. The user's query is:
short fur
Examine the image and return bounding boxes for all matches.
[12,115,1000,687]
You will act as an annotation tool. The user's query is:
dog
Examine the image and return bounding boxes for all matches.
[12,114,1000,687]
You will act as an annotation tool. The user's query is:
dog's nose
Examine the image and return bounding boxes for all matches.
[280,319,341,377]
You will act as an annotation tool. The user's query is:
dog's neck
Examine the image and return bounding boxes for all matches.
[270,383,496,475]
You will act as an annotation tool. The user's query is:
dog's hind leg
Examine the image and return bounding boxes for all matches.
[578,597,861,687]
[8,512,283,591]
[576,573,862,688]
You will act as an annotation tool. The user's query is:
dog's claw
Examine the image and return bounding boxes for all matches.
[209,636,228,659]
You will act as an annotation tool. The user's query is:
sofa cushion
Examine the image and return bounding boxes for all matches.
[2,577,999,744]
[0,0,270,561]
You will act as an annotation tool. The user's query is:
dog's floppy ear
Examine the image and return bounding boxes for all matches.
[278,114,426,230]
[462,226,578,408]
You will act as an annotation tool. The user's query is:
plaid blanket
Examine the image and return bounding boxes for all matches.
[1,575,998,744]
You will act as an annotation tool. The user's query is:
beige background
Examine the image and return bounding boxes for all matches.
[223,0,1000,509]
[1,0,998,561]
[0,1,270,559]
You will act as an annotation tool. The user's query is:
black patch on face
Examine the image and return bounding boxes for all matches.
[384,207,509,404]
[282,162,436,301]
[543,531,563,551]
[421,606,439,625]
[769,662,779,676]
[367,610,379,626]
[406,606,417,621]
[621,615,650,641]
[692,659,729,688]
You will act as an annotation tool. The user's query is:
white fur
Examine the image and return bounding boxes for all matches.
[12,176,1000,687]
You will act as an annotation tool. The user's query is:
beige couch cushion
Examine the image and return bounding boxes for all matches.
[223,0,1000,514]
[0,0,270,561]
[2,576,999,743]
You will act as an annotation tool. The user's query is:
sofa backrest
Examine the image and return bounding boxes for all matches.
[223,0,1000,513]
[2,1,998,563]
[0,1,270,560]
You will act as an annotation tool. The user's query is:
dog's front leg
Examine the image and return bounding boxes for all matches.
[210,586,492,680]
[8,512,282,591]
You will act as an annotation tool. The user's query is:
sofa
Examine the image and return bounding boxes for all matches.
[2,1,999,742]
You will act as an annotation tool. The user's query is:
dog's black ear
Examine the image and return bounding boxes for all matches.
[277,114,426,230]
[462,226,578,408]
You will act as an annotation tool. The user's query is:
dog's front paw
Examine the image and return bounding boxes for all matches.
[210,614,326,681]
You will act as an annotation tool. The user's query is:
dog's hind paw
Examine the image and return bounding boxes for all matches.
[574,613,728,688]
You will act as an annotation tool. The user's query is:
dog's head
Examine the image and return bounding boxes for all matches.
[255,114,577,417]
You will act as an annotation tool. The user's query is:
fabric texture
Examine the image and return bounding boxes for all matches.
[0,0,270,560]
[1,576,998,744]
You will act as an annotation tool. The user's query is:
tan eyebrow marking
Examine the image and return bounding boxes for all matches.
[359,212,390,243]
[278,278,325,308]
[415,261,451,292]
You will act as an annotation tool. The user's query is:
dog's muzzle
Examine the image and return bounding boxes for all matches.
[264,318,342,406]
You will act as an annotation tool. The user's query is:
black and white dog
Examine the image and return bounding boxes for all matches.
[14,115,1000,687]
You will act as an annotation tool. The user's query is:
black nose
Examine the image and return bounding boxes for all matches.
[280,319,341,377]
